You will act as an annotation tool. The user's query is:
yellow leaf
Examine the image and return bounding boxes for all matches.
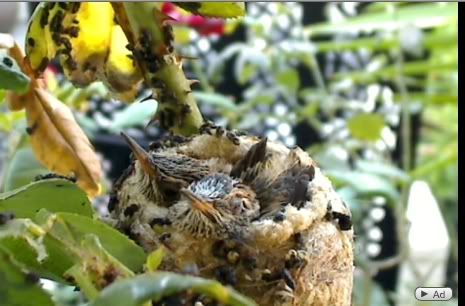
[25,88,102,196]
[145,247,165,272]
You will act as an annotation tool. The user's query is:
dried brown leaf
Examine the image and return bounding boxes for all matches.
[25,87,102,196]
[4,41,102,196]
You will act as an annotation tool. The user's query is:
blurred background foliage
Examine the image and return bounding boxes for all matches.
[0,2,457,306]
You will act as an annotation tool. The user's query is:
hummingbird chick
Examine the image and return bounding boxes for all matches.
[168,173,260,238]
[121,132,212,203]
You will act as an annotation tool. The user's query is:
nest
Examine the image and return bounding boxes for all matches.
[109,130,354,306]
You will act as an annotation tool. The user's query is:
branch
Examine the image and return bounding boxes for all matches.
[112,3,204,136]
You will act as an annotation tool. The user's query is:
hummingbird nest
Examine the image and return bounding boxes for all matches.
[109,126,354,306]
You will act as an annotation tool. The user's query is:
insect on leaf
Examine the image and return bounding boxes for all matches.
[25,88,103,196]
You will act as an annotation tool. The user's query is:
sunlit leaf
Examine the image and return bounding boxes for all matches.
[90,272,257,306]
[145,247,165,272]
[0,247,55,306]
[173,26,193,45]
[0,179,93,219]
[0,109,26,132]
[305,3,457,36]
[347,113,385,142]
[173,2,245,19]
[26,88,102,196]
[276,69,300,93]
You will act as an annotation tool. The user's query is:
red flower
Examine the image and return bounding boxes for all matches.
[162,2,225,37]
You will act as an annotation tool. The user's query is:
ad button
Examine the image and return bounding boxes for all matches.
[415,287,452,301]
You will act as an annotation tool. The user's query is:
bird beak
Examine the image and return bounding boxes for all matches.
[121,132,157,178]
[180,188,216,216]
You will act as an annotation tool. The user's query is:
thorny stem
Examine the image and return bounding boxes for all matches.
[112,3,204,136]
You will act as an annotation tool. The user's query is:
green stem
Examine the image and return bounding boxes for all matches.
[66,265,100,300]
[362,271,373,306]
[113,3,204,136]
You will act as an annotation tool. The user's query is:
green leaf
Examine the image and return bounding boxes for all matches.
[305,3,457,37]
[355,160,410,183]
[347,113,385,142]
[0,179,93,219]
[396,93,458,106]
[173,2,245,19]
[0,247,55,306]
[315,23,456,54]
[0,51,30,93]
[410,148,457,179]
[0,89,5,103]
[0,210,145,285]
[238,64,256,85]
[0,235,73,282]
[1,210,146,283]
[40,212,146,273]
[332,57,457,84]
[193,91,237,111]
[0,218,73,282]
[276,69,300,94]
[2,147,49,191]
[327,170,400,201]
[63,234,135,299]
[145,247,165,272]
[75,112,99,138]
[90,272,257,306]
[0,110,25,132]
[108,100,158,132]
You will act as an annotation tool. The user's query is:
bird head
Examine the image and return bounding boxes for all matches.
[121,132,157,178]
[174,173,259,237]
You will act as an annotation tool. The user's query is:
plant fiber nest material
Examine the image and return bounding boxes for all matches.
[110,131,353,306]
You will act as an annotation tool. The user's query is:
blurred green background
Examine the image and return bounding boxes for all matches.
[0,2,457,306]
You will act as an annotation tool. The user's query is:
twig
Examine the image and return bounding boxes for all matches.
[112,3,204,136]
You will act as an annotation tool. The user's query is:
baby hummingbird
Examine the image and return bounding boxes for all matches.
[169,173,260,238]
[120,132,211,203]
